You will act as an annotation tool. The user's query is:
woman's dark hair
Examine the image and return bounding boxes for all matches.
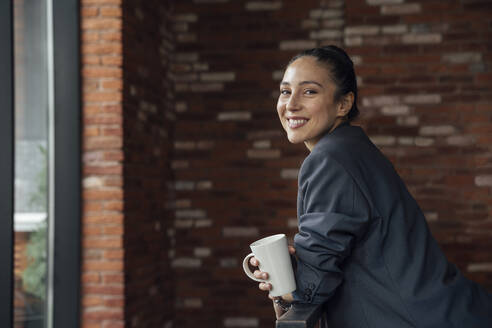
[288,45,359,121]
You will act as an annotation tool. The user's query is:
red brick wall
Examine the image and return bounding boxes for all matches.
[170,0,492,327]
[81,0,125,327]
[122,0,175,327]
[80,0,492,327]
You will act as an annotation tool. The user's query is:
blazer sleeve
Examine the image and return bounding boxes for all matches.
[292,152,372,304]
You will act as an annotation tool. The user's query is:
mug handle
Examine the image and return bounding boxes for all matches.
[242,253,264,282]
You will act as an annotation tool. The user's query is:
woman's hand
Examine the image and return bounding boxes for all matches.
[249,246,296,318]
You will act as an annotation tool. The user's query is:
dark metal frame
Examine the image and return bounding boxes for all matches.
[0,0,14,326]
[52,0,81,327]
[0,0,81,327]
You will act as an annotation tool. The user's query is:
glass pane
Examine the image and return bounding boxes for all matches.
[13,0,50,327]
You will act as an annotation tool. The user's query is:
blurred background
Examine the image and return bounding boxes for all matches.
[4,0,492,327]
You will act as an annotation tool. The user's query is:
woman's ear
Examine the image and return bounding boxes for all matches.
[337,92,354,117]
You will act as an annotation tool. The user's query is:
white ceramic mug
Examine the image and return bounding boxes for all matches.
[242,234,296,297]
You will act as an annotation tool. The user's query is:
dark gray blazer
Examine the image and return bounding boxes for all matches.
[292,122,492,328]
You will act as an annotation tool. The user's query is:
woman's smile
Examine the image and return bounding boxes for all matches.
[287,117,309,129]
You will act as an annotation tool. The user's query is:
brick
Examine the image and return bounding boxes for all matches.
[419,125,456,136]
[82,18,122,30]
[177,33,196,43]
[84,136,123,150]
[345,26,380,36]
[103,225,124,235]
[174,14,198,23]
[81,7,99,17]
[200,72,235,82]
[475,175,492,187]
[382,24,407,34]
[196,181,213,190]
[223,227,259,237]
[83,67,122,78]
[82,273,101,284]
[403,94,441,104]
[174,181,195,190]
[402,33,442,44]
[83,309,124,321]
[362,95,400,107]
[84,91,122,102]
[100,7,122,17]
[84,214,123,224]
[220,258,238,268]
[367,0,403,4]
[397,137,414,145]
[467,263,492,272]
[397,116,419,126]
[175,209,206,219]
[82,43,122,55]
[83,260,124,271]
[217,111,251,121]
[194,248,211,257]
[344,36,363,46]
[171,160,189,169]
[281,169,299,179]
[414,137,434,147]
[253,140,271,149]
[310,29,343,39]
[101,56,122,66]
[279,40,316,50]
[322,19,345,29]
[247,149,281,159]
[82,237,123,249]
[224,318,259,327]
[103,274,124,284]
[175,52,199,62]
[446,136,474,146]
[442,52,482,64]
[175,141,195,150]
[190,83,224,92]
[83,177,105,188]
[310,9,343,19]
[381,105,409,116]
[424,212,439,222]
[245,1,282,11]
[172,258,202,268]
[104,250,124,259]
[81,0,121,3]
[182,298,203,308]
[381,3,421,15]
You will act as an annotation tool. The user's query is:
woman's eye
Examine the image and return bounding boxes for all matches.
[280,89,291,95]
[305,89,317,95]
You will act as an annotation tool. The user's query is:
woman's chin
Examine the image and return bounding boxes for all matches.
[286,134,305,144]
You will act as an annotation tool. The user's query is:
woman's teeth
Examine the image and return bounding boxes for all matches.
[288,119,308,128]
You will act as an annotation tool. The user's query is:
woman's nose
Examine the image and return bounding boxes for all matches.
[286,94,301,112]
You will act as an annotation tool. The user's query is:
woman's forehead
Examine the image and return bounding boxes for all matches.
[282,57,333,85]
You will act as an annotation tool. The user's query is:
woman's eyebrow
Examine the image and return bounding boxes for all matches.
[280,81,323,88]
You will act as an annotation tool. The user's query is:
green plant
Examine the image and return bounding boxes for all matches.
[22,223,47,300]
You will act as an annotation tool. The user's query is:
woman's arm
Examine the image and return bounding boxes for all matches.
[293,151,372,304]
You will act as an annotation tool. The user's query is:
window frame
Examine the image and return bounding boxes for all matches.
[0,0,82,326]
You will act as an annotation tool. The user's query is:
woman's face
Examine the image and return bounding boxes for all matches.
[276,56,347,151]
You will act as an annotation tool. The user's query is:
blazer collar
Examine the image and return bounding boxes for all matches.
[311,121,364,152]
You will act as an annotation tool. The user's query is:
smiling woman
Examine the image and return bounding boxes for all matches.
[249,45,492,327]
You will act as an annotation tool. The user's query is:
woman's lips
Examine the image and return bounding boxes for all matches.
[287,118,308,129]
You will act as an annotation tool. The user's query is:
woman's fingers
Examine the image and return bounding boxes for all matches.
[288,245,296,254]
[253,270,268,280]
[249,256,259,267]
[259,282,272,291]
